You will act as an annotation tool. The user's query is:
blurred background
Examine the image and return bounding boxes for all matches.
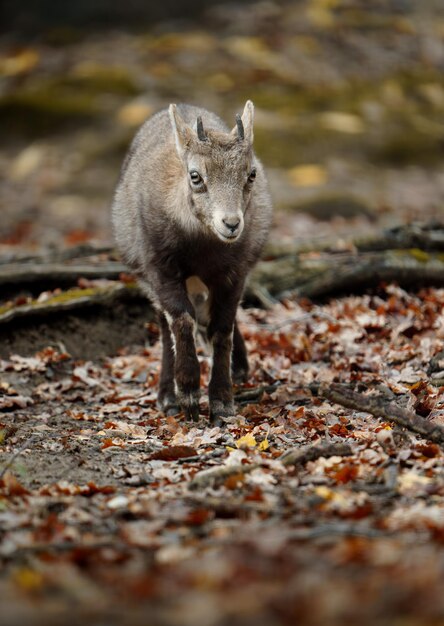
[1,0,443,251]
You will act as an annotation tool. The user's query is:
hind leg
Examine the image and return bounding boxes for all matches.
[231,319,249,384]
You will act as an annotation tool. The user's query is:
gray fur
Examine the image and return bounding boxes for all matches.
[112,101,273,422]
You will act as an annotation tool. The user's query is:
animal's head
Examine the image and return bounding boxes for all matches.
[168,101,256,243]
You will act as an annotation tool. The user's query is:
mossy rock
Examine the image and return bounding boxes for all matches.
[372,127,444,167]
[0,86,99,137]
[290,194,375,222]
[61,64,140,96]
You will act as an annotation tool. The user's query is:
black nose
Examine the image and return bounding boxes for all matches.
[222,218,240,233]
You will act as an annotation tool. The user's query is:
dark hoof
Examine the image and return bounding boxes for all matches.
[178,391,200,422]
[232,368,249,385]
[209,412,226,426]
[209,399,236,424]
[157,394,180,416]
[165,406,181,417]
[183,402,200,422]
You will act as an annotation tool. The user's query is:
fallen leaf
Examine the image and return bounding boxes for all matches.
[235,433,257,449]
[149,445,197,461]
[287,164,328,187]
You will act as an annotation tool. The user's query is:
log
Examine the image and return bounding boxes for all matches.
[1,221,444,355]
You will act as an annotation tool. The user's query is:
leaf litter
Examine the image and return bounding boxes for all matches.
[1,285,444,625]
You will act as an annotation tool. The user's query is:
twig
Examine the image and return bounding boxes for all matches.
[288,523,391,540]
[1,539,129,559]
[319,383,444,445]
[0,435,37,480]
[188,462,259,490]
[279,441,353,467]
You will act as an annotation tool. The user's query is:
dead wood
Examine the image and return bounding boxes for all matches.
[0,282,132,325]
[234,384,278,404]
[287,524,390,540]
[319,383,444,445]
[1,222,444,337]
[189,441,354,490]
[0,261,124,287]
[279,441,353,467]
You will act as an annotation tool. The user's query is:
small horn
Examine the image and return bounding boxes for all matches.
[196,116,206,141]
[236,114,244,140]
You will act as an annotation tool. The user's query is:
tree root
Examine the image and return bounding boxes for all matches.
[318,382,444,446]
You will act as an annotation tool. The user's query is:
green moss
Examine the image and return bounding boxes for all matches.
[372,128,443,166]
[0,86,98,136]
[392,249,436,263]
[0,65,138,138]
[61,66,140,96]
[0,303,13,316]
[406,249,430,263]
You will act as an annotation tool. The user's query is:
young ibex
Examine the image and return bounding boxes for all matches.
[112,101,272,422]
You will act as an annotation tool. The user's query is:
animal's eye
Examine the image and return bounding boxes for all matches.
[248,168,256,183]
[189,170,203,185]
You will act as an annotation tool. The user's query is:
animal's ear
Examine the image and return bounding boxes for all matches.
[232,100,254,144]
[169,104,192,156]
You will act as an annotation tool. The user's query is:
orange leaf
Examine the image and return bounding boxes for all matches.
[149,445,197,461]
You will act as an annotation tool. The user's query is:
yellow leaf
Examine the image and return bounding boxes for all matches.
[206,73,234,92]
[287,164,328,187]
[258,438,269,451]
[315,486,335,500]
[10,145,46,181]
[117,101,153,127]
[224,36,270,64]
[319,112,365,134]
[314,486,347,505]
[235,433,257,449]
[13,568,44,591]
[148,62,173,78]
[0,49,39,76]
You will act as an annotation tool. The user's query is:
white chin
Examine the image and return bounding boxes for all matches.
[215,230,240,243]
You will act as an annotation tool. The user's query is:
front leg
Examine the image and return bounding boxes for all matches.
[170,311,200,421]
[155,280,201,422]
[157,312,179,416]
[208,282,244,423]
[232,319,249,384]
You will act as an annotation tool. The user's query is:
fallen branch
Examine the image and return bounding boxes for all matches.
[319,383,444,445]
[189,441,354,490]
[0,261,124,287]
[279,441,353,467]
[288,523,390,540]
[292,252,444,299]
[0,282,134,325]
[188,462,258,490]
[234,384,278,405]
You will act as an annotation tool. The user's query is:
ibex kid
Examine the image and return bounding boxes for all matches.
[112,101,272,422]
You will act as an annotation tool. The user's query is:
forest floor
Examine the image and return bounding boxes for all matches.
[1,282,444,626]
[1,1,444,624]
